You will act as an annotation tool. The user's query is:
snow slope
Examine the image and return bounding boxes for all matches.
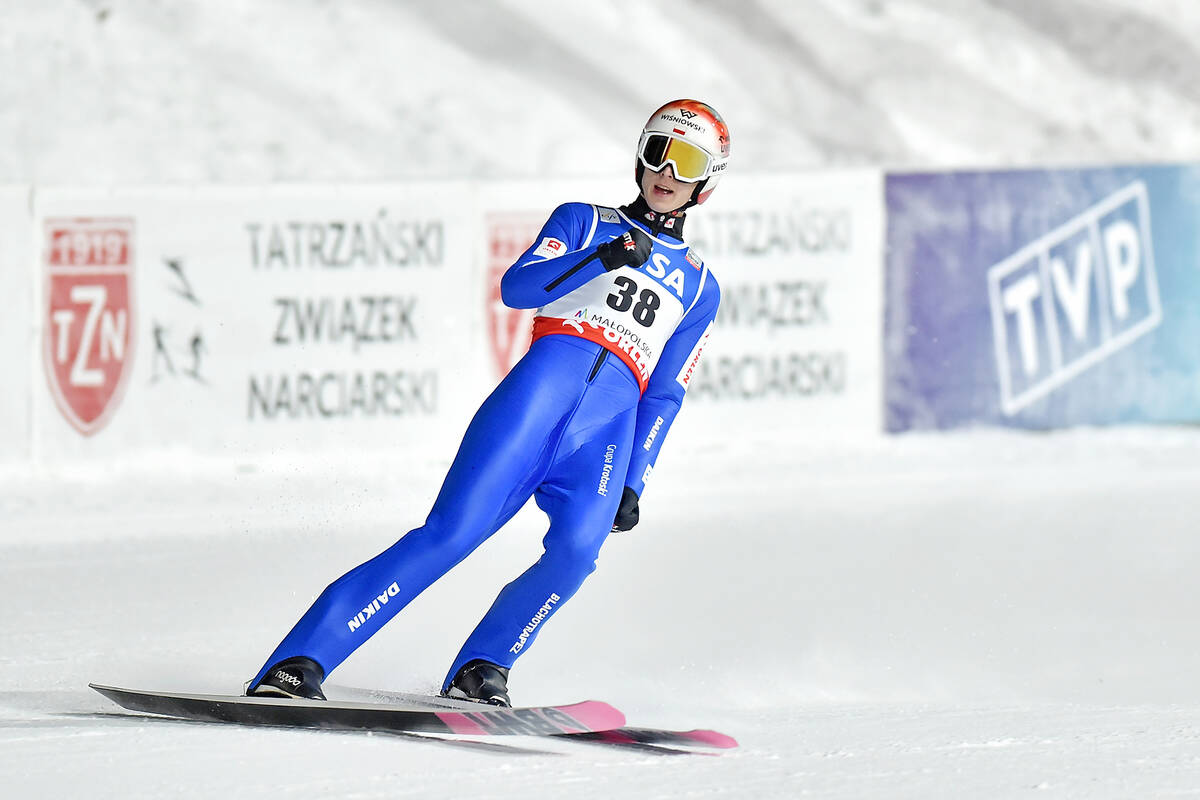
[5,0,1200,185]
[4,428,1200,798]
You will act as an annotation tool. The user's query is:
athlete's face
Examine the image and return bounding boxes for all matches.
[640,163,693,214]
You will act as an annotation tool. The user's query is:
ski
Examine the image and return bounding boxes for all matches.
[330,684,738,749]
[88,683,624,737]
[567,726,738,749]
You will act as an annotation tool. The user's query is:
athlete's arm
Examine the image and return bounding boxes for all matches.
[501,204,652,310]
[623,272,721,500]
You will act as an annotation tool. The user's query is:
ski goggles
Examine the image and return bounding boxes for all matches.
[637,133,714,183]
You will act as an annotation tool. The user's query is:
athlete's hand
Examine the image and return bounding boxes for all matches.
[611,487,640,532]
[596,227,653,271]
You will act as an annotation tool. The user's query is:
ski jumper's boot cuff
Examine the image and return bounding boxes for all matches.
[247,656,327,700]
[443,660,511,707]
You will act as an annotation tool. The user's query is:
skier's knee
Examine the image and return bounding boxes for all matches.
[402,518,484,563]
[544,536,604,575]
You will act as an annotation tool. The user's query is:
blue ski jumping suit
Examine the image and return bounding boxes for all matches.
[251,199,721,692]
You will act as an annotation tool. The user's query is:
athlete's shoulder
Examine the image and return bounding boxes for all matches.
[681,242,707,271]
[547,202,616,225]
[684,244,718,290]
[551,202,625,229]
[590,204,624,225]
[537,202,606,251]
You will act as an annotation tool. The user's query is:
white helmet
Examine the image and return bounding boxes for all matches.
[636,99,731,206]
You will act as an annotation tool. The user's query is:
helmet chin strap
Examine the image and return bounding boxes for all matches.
[621,193,687,240]
[680,179,707,211]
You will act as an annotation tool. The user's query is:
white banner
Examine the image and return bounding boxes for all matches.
[0,186,32,465]
[20,173,886,470]
[32,185,488,465]
[681,169,884,441]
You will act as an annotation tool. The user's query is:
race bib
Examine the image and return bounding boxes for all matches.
[536,264,687,388]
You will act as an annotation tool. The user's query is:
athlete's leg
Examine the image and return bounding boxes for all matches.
[250,337,598,687]
[443,354,639,689]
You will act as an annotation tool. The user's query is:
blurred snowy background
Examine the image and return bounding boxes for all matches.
[4,0,1200,184]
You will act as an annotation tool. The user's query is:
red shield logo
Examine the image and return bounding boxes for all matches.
[43,218,136,435]
[486,213,544,379]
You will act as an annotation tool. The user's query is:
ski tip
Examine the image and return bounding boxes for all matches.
[565,700,626,732]
[432,699,626,736]
[679,729,739,749]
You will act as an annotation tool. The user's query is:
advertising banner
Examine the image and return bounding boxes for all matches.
[683,170,885,440]
[885,165,1200,430]
[0,186,32,464]
[32,185,487,464]
[22,171,887,470]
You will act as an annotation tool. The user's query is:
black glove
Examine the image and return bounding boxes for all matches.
[595,227,653,272]
[611,486,640,532]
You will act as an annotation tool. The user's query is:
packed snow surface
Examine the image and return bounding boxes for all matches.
[4,428,1200,798]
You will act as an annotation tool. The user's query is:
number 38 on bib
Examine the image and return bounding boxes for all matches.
[532,234,710,392]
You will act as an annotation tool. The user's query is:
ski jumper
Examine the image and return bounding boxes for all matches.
[250,200,721,692]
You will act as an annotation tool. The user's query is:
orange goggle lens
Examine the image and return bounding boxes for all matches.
[639,133,712,182]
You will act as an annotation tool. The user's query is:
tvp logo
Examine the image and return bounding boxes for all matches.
[43,218,136,435]
[986,182,1161,415]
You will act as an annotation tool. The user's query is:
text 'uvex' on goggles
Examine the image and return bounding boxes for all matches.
[638,133,713,183]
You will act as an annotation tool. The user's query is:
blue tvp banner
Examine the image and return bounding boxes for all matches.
[885,165,1200,431]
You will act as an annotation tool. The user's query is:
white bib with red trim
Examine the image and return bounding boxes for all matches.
[534,243,704,390]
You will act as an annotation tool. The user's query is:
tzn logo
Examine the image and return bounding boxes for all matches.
[43,218,136,435]
[986,181,1162,415]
